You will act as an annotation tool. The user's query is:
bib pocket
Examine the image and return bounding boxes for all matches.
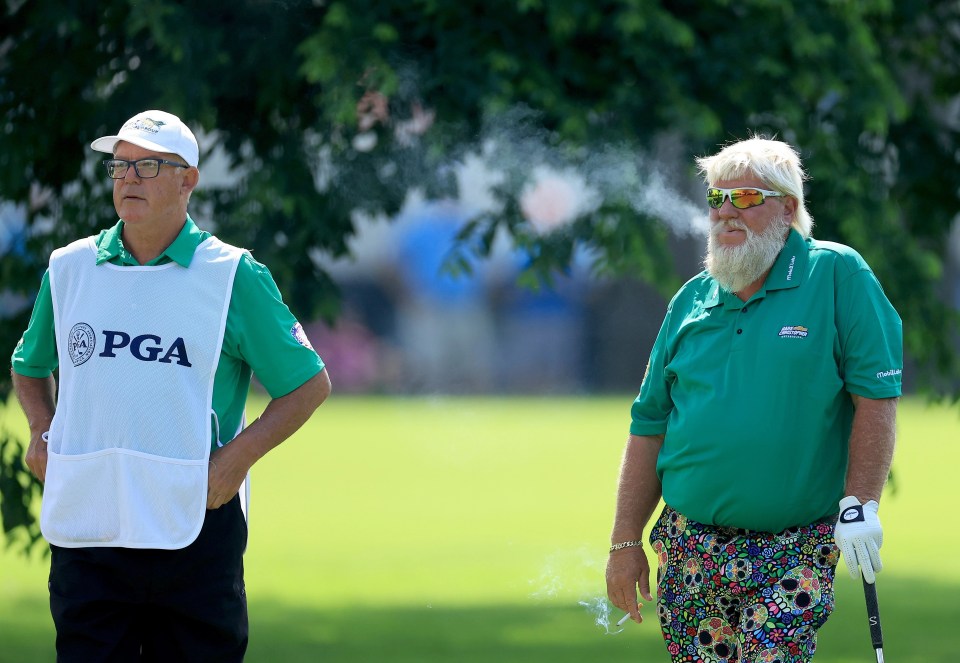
[41,448,208,549]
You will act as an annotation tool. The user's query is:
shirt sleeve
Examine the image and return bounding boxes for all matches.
[10,270,59,378]
[629,304,675,436]
[835,265,902,399]
[222,254,325,398]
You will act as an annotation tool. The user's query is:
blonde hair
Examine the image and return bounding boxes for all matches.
[696,137,813,238]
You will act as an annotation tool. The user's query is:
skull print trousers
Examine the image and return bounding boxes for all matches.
[649,505,840,663]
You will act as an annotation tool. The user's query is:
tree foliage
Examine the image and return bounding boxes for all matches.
[2,0,958,551]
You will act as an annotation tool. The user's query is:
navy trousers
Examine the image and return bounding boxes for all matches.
[48,494,248,663]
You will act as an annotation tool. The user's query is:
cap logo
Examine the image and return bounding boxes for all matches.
[67,322,97,367]
[124,117,166,135]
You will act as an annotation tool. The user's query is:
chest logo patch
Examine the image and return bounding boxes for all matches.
[778,325,809,339]
[68,322,97,366]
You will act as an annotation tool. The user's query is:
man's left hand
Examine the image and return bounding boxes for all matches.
[207,445,252,509]
[835,495,883,583]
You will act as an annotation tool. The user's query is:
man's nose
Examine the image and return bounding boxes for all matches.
[716,197,739,219]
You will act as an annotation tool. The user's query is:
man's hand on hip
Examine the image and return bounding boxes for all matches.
[25,431,49,483]
[207,443,253,510]
[606,545,654,624]
[835,495,883,584]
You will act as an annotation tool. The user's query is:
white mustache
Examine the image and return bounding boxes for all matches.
[710,220,749,238]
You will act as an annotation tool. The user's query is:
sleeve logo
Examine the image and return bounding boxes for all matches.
[876,369,902,379]
[290,322,315,350]
[778,325,808,338]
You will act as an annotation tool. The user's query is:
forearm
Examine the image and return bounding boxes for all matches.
[844,395,898,503]
[206,368,331,508]
[12,371,57,435]
[13,371,57,482]
[220,368,331,467]
[610,434,664,544]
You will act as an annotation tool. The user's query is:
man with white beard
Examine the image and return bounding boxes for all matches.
[605,137,901,663]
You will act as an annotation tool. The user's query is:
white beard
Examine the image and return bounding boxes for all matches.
[704,214,790,293]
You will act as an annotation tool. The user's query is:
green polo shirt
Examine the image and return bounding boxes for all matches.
[630,229,902,532]
[11,217,325,450]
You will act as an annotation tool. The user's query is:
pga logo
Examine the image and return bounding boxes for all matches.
[68,324,192,367]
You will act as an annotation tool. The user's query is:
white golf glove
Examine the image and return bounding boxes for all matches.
[835,495,883,584]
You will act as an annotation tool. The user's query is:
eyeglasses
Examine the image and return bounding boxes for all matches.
[706,187,785,210]
[103,158,189,179]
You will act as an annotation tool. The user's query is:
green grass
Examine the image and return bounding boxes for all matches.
[1,396,956,662]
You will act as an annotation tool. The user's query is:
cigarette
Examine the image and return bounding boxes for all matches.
[617,612,632,627]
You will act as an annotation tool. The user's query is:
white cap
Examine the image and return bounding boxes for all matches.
[90,110,199,167]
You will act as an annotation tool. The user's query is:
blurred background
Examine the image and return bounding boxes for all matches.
[2,1,959,402]
[2,1,960,661]
[300,189,707,397]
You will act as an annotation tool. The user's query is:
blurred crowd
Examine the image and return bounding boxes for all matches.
[309,201,705,395]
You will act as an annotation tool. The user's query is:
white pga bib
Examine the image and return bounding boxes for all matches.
[41,236,243,549]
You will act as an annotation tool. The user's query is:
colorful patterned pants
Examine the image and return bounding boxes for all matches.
[649,506,840,663]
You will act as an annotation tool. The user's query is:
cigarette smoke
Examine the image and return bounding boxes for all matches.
[578,595,625,635]
[322,90,710,244]
[528,547,625,636]
[520,166,597,234]
[471,107,709,238]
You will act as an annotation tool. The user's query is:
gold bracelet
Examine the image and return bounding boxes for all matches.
[609,539,643,553]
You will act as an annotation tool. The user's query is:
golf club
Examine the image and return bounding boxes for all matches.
[862,577,885,663]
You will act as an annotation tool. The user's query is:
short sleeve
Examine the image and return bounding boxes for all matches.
[10,270,59,377]
[835,267,902,398]
[222,254,324,398]
[629,305,675,436]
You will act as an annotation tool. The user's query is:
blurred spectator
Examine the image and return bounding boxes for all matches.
[492,277,585,393]
[302,310,385,393]
[392,204,497,393]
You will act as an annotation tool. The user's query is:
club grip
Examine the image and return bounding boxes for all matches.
[862,577,884,650]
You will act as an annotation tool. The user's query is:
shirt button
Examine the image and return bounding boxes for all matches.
[742,307,748,313]
[737,329,743,334]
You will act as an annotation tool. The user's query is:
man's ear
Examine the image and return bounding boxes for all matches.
[783,195,798,222]
[181,167,200,196]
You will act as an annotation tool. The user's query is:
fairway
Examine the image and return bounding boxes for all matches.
[0,396,956,662]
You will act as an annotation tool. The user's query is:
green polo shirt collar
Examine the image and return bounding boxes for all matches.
[703,228,808,309]
[95,215,204,267]
[764,228,809,291]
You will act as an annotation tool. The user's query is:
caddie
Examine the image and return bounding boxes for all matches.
[11,109,331,662]
[605,137,901,662]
